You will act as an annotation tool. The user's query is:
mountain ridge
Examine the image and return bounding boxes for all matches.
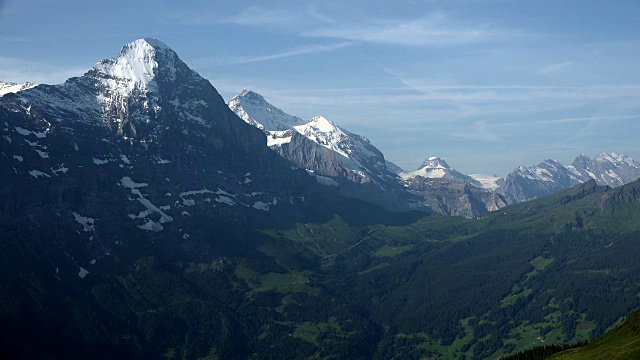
[228,88,422,212]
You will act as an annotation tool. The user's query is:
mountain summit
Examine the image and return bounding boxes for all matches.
[228,89,306,131]
[9,38,227,141]
[93,38,175,92]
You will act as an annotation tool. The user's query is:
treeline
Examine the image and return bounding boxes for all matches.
[500,341,588,360]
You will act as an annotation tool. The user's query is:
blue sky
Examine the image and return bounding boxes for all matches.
[1,0,640,175]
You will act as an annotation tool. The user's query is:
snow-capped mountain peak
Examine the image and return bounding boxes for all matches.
[228,89,383,169]
[401,156,452,179]
[227,89,306,131]
[399,156,481,186]
[92,38,179,93]
[7,38,218,141]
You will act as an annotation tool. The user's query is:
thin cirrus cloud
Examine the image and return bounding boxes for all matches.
[224,6,294,27]
[177,6,297,28]
[192,42,353,66]
[537,61,575,74]
[303,12,518,46]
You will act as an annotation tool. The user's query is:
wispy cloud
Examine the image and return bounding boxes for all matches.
[534,114,640,124]
[303,12,518,46]
[538,61,575,74]
[177,6,298,28]
[192,42,353,66]
[225,6,294,27]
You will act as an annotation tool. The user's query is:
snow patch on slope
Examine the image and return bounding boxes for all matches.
[72,211,96,232]
[120,176,173,231]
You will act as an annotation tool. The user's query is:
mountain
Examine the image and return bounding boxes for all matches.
[400,156,508,217]
[0,37,321,283]
[498,153,640,204]
[5,38,640,359]
[497,159,585,204]
[228,90,423,211]
[571,152,640,188]
[228,90,397,182]
[0,81,36,96]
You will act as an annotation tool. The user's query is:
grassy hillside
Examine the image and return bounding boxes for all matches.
[549,307,640,360]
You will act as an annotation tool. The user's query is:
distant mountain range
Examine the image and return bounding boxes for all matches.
[496,152,640,204]
[228,90,508,217]
[227,89,640,216]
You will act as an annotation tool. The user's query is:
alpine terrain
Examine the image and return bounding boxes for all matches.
[2,38,640,360]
